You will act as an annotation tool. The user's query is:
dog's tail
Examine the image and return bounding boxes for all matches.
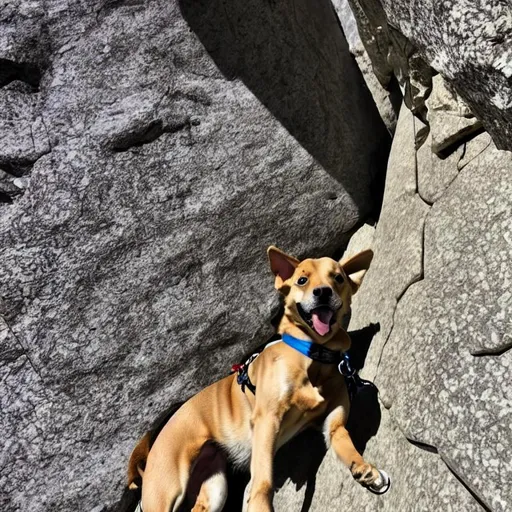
[126,400,186,492]
[127,432,151,490]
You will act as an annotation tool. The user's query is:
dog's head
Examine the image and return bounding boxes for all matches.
[268,246,373,342]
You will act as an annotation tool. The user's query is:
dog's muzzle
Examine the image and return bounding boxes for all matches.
[297,289,342,336]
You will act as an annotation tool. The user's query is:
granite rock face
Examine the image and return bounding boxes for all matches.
[426,75,483,157]
[379,140,512,512]
[3,1,512,511]
[350,0,512,151]
[346,0,433,121]
[0,1,390,510]
[273,102,480,512]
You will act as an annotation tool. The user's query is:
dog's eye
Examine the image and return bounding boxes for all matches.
[297,276,308,286]
[334,274,344,284]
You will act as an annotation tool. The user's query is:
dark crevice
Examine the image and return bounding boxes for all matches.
[0,191,13,204]
[97,0,145,21]
[102,0,144,9]
[413,118,433,207]
[458,135,492,171]
[0,158,39,178]
[396,272,423,303]
[417,144,466,207]
[112,118,192,152]
[417,190,433,207]
[372,269,423,380]
[441,456,493,512]
[414,122,430,151]
[471,340,512,357]
[436,125,486,159]
[405,436,438,453]
[0,150,50,204]
[0,58,42,90]
[417,140,468,209]
[1,316,47,388]
[404,436,491,511]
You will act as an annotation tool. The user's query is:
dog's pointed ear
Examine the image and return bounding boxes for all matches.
[339,249,373,293]
[267,246,300,290]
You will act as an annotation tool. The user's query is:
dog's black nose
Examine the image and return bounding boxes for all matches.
[313,286,332,298]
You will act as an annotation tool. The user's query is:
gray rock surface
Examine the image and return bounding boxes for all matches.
[354,111,512,512]
[346,0,433,119]
[378,0,512,151]
[417,131,463,205]
[458,132,493,171]
[380,140,512,511]
[0,0,389,510]
[332,0,362,51]
[346,0,512,151]
[350,104,428,381]
[352,46,399,134]
[274,5,512,508]
[426,75,482,156]
[273,408,483,512]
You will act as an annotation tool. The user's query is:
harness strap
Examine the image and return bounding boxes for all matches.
[232,334,363,398]
[232,353,258,395]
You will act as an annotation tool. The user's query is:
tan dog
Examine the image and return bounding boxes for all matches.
[128,246,387,511]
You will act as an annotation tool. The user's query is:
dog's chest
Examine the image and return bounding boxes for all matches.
[223,438,252,469]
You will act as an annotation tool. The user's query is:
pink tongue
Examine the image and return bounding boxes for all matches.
[311,309,333,336]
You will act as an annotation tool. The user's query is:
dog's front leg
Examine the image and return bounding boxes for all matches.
[325,405,383,488]
[247,411,280,512]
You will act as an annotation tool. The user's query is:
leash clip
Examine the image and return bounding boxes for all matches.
[338,352,355,378]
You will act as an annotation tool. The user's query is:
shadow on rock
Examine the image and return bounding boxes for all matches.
[348,322,380,371]
[274,429,327,512]
[346,323,381,453]
[179,0,390,216]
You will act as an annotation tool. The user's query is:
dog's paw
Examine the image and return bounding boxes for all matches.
[350,462,381,487]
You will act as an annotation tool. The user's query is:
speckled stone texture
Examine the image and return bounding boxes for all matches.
[349,104,428,381]
[347,113,511,512]
[270,15,512,508]
[426,75,482,156]
[0,1,390,511]
[417,131,463,205]
[379,141,512,511]
[379,0,512,151]
[345,0,433,120]
[273,409,484,512]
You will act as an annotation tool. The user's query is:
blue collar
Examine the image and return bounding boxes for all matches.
[281,333,342,365]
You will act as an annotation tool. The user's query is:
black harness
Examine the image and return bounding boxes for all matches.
[231,334,372,398]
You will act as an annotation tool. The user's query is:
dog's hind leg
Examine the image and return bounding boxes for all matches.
[141,438,207,512]
[191,471,228,512]
[189,442,228,512]
[140,468,186,512]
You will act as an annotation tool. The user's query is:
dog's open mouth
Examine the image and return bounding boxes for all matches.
[298,304,335,336]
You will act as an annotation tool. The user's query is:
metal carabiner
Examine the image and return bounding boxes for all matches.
[338,351,355,377]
